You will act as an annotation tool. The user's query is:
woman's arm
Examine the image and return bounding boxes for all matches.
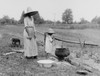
[24,18,30,36]
[24,18,33,40]
[51,35,55,43]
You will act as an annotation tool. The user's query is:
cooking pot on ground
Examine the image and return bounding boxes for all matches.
[55,48,70,61]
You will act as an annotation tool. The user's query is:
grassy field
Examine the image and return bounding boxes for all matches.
[0,25,100,76]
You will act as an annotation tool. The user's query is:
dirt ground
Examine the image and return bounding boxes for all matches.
[0,25,100,76]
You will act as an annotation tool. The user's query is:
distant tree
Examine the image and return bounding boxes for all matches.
[91,16,97,23]
[45,20,53,24]
[73,21,78,24]
[0,15,10,25]
[56,20,61,24]
[62,9,73,24]
[10,18,18,25]
[0,15,18,25]
[79,18,89,24]
[91,16,100,24]
[33,13,45,24]
[18,11,25,24]
[3,15,9,19]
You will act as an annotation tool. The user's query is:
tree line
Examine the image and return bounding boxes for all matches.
[0,9,100,25]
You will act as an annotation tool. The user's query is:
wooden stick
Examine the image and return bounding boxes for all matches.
[36,30,44,35]
[3,52,16,55]
[3,48,24,56]
[54,37,98,46]
[36,30,99,46]
[9,30,99,46]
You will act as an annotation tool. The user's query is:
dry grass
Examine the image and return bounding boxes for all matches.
[0,25,100,76]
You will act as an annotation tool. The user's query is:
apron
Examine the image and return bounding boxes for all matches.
[24,17,38,57]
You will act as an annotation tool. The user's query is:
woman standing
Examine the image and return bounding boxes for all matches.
[23,7,38,59]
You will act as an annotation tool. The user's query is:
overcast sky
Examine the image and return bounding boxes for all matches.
[0,0,100,22]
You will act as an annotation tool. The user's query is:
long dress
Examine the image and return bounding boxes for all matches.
[24,17,38,57]
[45,34,54,55]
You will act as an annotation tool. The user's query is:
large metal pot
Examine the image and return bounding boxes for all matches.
[55,48,70,61]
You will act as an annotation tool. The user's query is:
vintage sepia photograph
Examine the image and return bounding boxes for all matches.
[0,0,100,76]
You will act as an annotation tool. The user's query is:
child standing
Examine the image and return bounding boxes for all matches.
[44,28,55,56]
